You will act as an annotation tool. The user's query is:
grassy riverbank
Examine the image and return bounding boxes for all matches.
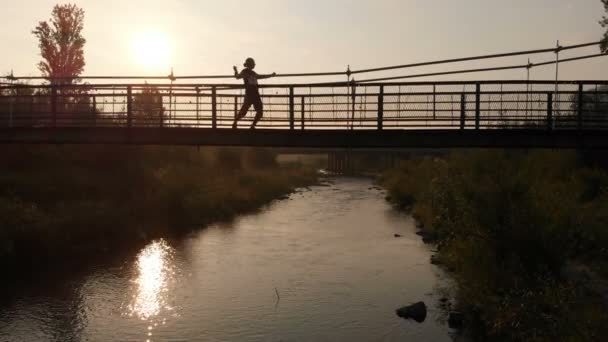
[0,145,317,270]
[381,150,608,341]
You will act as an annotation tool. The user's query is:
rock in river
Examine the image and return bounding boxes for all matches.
[416,230,438,244]
[448,311,464,329]
[396,301,427,323]
[430,254,442,265]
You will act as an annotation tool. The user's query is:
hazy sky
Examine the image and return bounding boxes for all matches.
[1,0,607,83]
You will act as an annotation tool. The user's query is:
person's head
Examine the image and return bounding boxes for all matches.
[244,57,256,69]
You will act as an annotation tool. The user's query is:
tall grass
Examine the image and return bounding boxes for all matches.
[381,150,608,341]
[0,146,317,269]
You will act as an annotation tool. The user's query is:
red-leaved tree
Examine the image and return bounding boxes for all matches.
[31,4,94,126]
[32,4,86,84]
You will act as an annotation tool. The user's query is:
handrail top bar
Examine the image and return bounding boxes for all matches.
[2,80,608,89]
[2,72,346,81]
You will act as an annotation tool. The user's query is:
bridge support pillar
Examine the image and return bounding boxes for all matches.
[387,153,396,169]
[327,151,356,175]
[327,153,335,174]
[335,153,341,174]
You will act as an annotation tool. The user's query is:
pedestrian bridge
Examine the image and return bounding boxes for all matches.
[0,80,607,148]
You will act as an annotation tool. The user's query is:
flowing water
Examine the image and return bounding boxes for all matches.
[0,177,454,341]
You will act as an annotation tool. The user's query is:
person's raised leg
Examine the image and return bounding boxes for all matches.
[250,97,264,129]
[233,98,252,129]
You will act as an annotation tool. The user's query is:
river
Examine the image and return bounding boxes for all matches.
[0,177,453,342]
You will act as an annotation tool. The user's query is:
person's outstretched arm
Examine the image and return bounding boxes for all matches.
[256,72,277,80]
[234,66,243,79]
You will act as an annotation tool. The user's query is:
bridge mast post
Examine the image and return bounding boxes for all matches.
[211,86,217,129]
[475,83,481,130]
[289,86,295,130]
[377,85,384,130]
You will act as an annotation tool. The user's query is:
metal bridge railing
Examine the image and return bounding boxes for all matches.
[0,81,607,130]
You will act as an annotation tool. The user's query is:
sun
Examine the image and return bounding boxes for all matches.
[131,30,173,71]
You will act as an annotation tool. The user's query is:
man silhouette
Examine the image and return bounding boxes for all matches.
[232,58,276,129]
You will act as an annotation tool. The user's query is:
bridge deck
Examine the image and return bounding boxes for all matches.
[0,127,606,149]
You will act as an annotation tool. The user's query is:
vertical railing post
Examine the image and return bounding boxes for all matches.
[127,86,132,128]
[159,95,164,128]
[547,92,553,132]
[577,83,584,131]
[92,96,97,127]
[8,91,14,128]
[195,86,200,127]
[211,86,217,129]
[377,85,384,130]
[289,86,295,130]
[460,93,466,130]
[51,86,57,128]
[234,95,238,124]
[351,83,356,130]
[475,83,481,130]
[28,94,34,127]
[432,84,436,120]
[301,96,305,130]
[168,87,172,125]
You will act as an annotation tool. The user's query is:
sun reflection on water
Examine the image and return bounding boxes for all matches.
[126,239,176,321]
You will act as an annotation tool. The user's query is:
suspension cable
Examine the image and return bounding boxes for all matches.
[350,41,601,75]
[354,53,608,83]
